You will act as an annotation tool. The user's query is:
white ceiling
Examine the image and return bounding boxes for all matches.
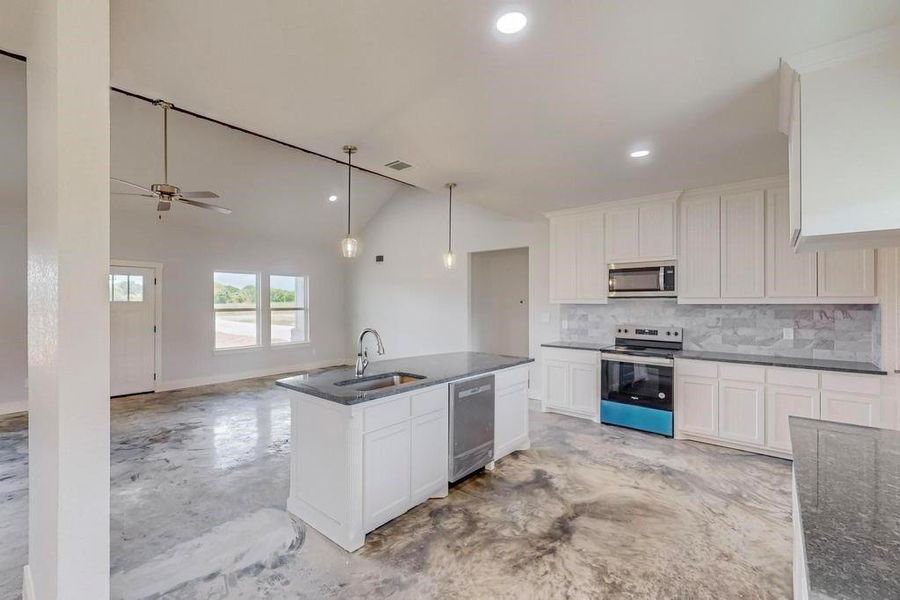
[6,1,900,218]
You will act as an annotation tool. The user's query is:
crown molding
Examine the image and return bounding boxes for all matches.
[543,190,682,219]
[782,22,900,75]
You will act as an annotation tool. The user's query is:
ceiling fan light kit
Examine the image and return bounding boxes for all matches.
[110,99,232,215]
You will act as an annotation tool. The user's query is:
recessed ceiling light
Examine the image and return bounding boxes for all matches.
[630,150,651,158]
[496,12,527,34]
[328,195,338,202]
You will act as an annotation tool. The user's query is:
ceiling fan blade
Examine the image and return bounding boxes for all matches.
[157,201,172,212]
[111,177,153,193]
[112,192,156,198]
[175,197,232,215]
[181,191,220,199]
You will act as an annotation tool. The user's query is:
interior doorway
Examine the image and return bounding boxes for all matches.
[110,261,161,396]
[468,247,529,356]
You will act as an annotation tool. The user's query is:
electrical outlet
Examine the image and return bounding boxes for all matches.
[783,328,794,340]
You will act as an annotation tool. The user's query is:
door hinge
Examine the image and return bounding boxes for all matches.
[153,373,157,381]
[153,325,157,333]
[154,277,157,285]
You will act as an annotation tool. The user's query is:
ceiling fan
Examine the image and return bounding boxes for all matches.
[111,100,232,215]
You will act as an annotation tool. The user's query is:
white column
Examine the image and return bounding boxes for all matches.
[26,0,111,598]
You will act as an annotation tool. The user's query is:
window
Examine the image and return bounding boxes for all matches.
[270,275,308,345]
[109,274,144,302]
[214,272,259,350]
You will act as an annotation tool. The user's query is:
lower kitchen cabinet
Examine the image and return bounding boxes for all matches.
[410,409,449,504]
[541,347,599,419]
[494,366,531,460]
[765,386,820,453]
[364,421,412,531]
[820,391,880,428]
[676,376,718,437]
[718,379,765,446]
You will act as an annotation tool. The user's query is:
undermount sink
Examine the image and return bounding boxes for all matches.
[334,372,426,392]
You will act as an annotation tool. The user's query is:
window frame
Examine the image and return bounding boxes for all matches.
[268,274,310,347]
[213,270,262,353]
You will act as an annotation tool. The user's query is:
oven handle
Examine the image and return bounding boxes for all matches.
[601,352,674,367]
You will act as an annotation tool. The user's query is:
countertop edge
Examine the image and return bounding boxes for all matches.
[675,352,886,375]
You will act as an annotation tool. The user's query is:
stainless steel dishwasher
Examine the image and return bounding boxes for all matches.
[449,374,495,482]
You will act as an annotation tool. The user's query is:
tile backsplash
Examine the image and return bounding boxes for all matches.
[560,300,881,364]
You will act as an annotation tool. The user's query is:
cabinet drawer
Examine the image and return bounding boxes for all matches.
[676,359,718,379]
[364,395,411,431]
[719,363,765,383]
[766,367,818,389]
[411,386,447,417]
[542,347,598,365]
[495,366,529,390]
[821,372,882,396]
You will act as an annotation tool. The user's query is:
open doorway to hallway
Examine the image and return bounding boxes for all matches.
[468,247,529,356]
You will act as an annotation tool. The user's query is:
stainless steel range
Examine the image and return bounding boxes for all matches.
[600,324,682,437]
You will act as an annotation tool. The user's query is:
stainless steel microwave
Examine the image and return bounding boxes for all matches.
[608,261,676,298]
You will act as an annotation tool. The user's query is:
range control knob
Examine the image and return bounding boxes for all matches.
[673,331,679,336]
[666,331,671,336]
[623,329,629,334]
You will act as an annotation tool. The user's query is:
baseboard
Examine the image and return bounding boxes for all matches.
[0,400,27,416]
[156,358,349,392]
[22,565,34,600]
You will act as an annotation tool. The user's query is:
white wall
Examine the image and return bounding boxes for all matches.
[0,55,27,414]
[110,215,349,389]
[348,187,559,396]
[469,247,529,356]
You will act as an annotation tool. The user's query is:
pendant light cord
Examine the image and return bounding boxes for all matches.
[163,105,168,184]
[347,151,352,236]
[448,185,453,252]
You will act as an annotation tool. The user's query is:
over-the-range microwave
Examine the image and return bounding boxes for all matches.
[608,260,676,298]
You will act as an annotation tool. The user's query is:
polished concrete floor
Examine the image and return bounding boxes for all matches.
[0,375,793,599]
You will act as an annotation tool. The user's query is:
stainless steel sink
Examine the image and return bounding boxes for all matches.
[334,372,426,392]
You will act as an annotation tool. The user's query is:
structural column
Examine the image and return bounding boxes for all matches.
[26,0,110,598]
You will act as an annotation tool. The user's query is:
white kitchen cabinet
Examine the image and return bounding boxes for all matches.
[817,249,876,298]
[718,379,766,446]
[575,211,607,301]
[720,190,765,299]
[541,347,599,419]
[543,359,569,410]
[676,375,718,437]
[410,409,448,504]
[549,214,578,302]
[766,385,820,453]
[820,391,881,428]
[363,420,412,531]
[569,363,599,416]
[678,194,721,300]
[605,207,640,263]
[638,201,676,260]
[494,366,530,461]
[766,187,817,298]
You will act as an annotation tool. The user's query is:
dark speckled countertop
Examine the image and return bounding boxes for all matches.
[276,352,533,405]
[790,417,900,600]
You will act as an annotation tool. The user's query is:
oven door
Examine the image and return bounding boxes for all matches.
[600,354,673,412]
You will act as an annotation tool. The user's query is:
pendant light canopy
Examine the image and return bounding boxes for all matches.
[341,145,359,258]
[443,183,457,269]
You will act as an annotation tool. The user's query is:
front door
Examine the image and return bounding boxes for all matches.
[110,265,157,396]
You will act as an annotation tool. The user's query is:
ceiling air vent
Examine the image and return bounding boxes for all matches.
[384,160,413,171]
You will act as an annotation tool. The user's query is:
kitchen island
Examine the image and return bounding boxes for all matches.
[276,352,533,551]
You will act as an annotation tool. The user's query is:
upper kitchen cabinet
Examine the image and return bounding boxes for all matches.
[679,194,721,300]
[720,190,765,299]
[780,24,900,251]
[606,194,678,264]
[766,187,817,298]
[817,249,876,299]
[548,209,606,304]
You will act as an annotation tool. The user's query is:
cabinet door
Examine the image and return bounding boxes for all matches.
[605,207,640,263]
[678,195,720,299]
[363,421,411,531]
[543,360,569,409]
[576,211,607,301]
[569,363,598,416]
[549,215,578,302]
[820,392,880,427]
[639,201,675,260]
[765,385,820,453]
[676,376,718,437]
[788,74,802,243]
[410,410,448,503]
[817,249,876,298]
[766,187,817,298]
[718,379,766,446]
[721,190,765,299]
[494,382,529,460]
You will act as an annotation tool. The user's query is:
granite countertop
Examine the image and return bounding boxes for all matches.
[276,352,533,405]
[676,350,886,375]
[541,341,608,352]
[790,417,900,600]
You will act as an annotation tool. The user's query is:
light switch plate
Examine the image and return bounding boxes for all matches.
[783,328,794,340]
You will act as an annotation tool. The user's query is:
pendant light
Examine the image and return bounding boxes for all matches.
[341,145,359,258]
[443,183,457,269]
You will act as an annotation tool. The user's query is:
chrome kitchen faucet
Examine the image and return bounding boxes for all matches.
[355,328,385,376]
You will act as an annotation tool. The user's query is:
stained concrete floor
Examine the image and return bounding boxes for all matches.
[0,375,792,599]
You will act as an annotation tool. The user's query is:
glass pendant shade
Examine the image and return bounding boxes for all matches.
[341,236,359,258]
[443,251,456,270]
